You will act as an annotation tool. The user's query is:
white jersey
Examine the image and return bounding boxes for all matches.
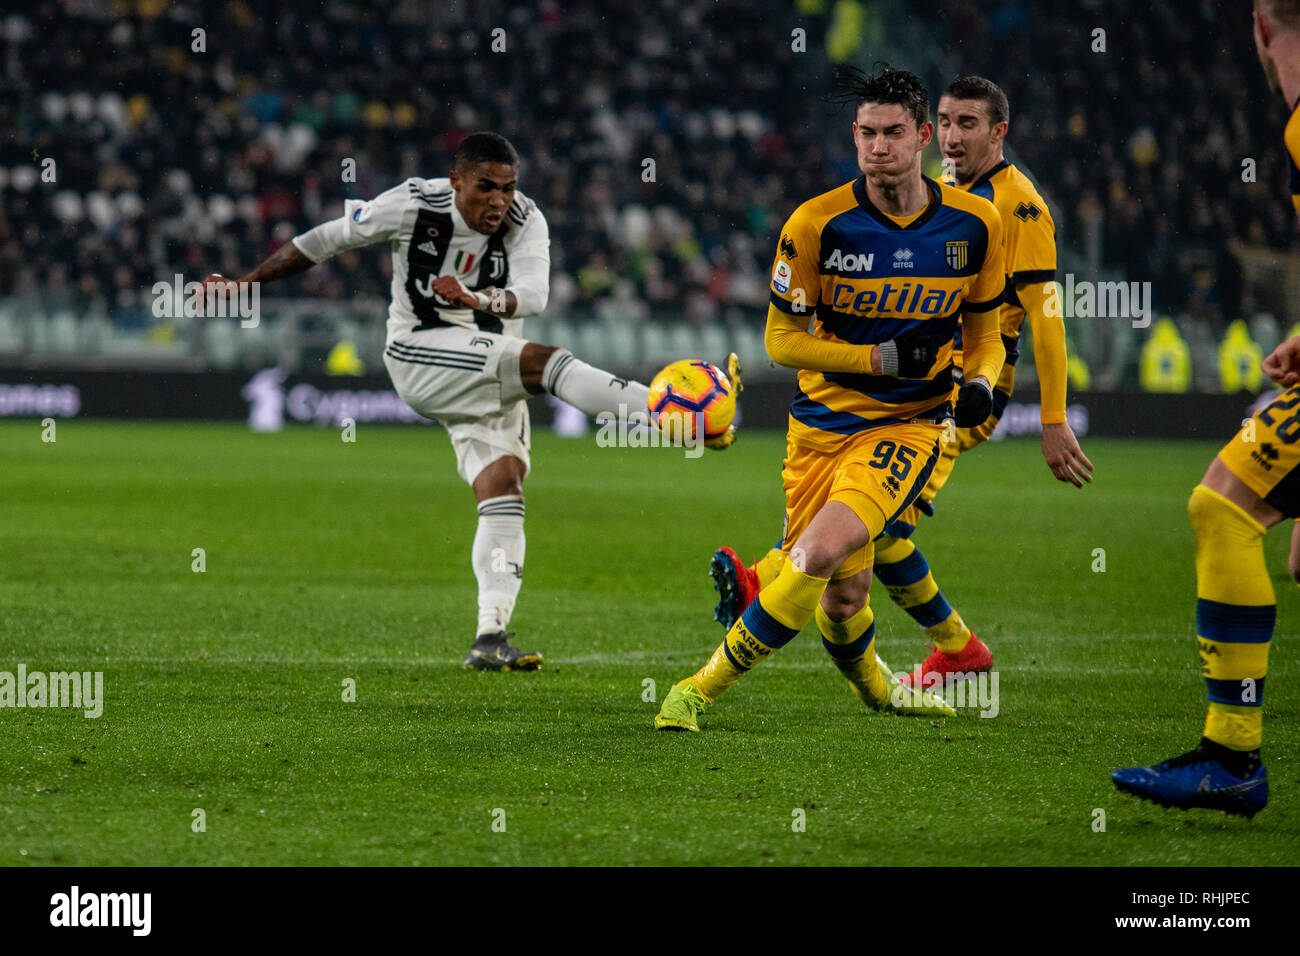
[292,176,550,340]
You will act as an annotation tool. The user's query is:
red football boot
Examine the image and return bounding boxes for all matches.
[709,547,760,629]
[897,632,993,689]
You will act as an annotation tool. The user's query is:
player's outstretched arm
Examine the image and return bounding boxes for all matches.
[207,181,408,293]
[765,305,945,377]
[1021,280,1093,486]
[764,304,875,374]
[201,241,316,292]
[1263,334,1300,387]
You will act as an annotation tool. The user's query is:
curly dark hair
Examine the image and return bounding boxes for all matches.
[828,63,929,128]
[944,75,1010,127]
[453,131,520,171]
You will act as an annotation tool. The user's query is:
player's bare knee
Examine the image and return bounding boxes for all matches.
[821,569,871,621]
[476,475,523,500]
[791,540,842,578]
[821,591,865,622]
[473,457,525,500]
[519,343,559,391]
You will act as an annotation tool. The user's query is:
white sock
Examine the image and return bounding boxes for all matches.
[472,495,525,636]
[541,349,649,420]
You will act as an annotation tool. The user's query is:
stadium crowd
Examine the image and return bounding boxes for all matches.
[916,0,1294,328]
[0,0,1293,343]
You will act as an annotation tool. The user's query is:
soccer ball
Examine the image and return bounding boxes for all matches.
[647,359,735,443]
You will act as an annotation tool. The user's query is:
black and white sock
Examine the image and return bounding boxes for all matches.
[541,349,649,421]
[472,495,525,637]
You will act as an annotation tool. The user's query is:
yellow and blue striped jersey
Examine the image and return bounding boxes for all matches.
[769,175,1004,450]
[955,160,1056,349]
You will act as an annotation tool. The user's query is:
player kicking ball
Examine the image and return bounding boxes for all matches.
[201,132,736,672]
[1111,0,1300,817]
[656,67,1007,731]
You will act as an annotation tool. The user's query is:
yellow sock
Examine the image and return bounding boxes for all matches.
[1189,485,1273,751]
[691,558,829,701]
[755,547,784,590]
[815,602,887,706]
[874,534,971,653]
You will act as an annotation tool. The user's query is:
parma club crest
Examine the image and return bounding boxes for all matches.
[945,240,969,271]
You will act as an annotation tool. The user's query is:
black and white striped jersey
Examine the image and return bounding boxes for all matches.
[292,176,549,339]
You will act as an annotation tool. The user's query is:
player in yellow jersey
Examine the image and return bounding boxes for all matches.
[707,76,1091,691]
[1111,0,1300,817]
[877,75,1093,687]
[655,66,1006,731]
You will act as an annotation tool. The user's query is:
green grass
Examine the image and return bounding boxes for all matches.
[1,420,1296,865]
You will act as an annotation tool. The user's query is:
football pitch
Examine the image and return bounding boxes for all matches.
[2,419,1296,866]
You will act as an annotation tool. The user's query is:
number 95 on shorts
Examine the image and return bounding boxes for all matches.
[781,421,942,565]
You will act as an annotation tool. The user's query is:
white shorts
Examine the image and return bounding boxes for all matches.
[383,327,532,485]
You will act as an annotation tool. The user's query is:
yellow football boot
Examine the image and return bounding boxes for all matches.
[654,679,709,732]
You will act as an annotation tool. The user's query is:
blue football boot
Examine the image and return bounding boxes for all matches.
[1113,741,1268,818]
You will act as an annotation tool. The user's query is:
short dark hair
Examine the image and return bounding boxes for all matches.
[829,64,929,129]
[453,132,519,171]
[1258,0,1300,30]
[943,75,1010,127]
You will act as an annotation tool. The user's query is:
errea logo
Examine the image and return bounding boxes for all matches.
[1251,442,1280,471]
[822,249,874,273]
[893,248,915,269]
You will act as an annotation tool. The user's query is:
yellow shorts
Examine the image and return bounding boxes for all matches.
[1216,386,1300,518]
[781,421,943,579]
[888,361,1016,537]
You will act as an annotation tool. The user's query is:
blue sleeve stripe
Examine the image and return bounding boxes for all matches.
[1196,599,1276,644]
[770,292,810,315]
[962,296,1001,314]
